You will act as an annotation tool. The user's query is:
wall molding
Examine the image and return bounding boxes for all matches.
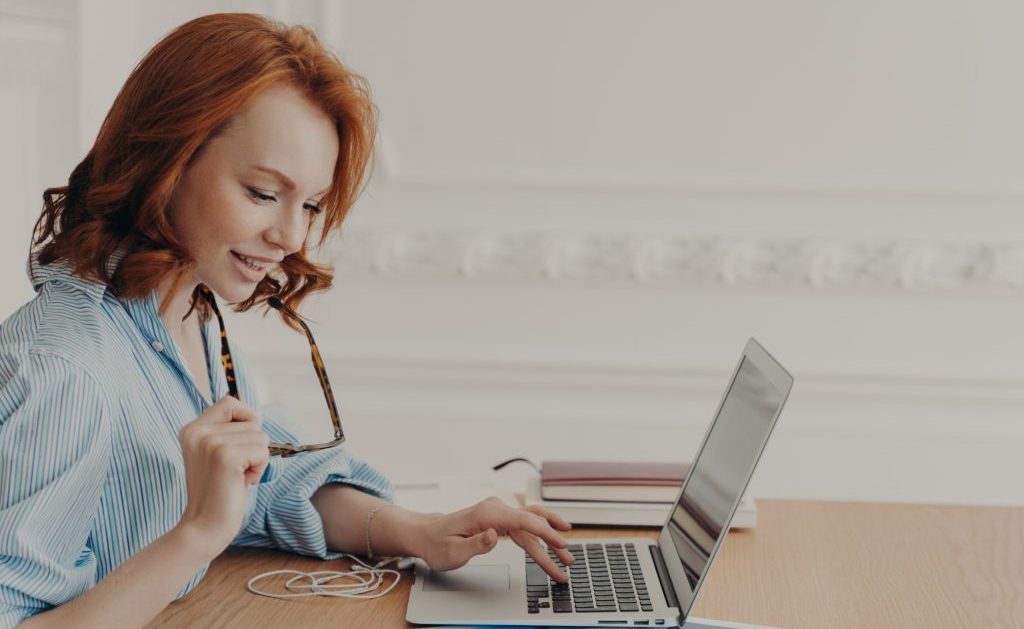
[330,227,1024,293]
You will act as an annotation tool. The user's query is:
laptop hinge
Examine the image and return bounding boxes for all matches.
[649,544,680,610]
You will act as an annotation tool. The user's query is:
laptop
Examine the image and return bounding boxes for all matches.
[407,338,793,628]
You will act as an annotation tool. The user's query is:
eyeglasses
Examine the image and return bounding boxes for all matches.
[198,285,345,458]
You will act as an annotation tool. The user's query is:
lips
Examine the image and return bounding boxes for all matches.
[231,251,273,281]
[232,251,271,271]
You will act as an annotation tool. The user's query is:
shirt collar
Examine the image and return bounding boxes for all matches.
[29,247,127,303]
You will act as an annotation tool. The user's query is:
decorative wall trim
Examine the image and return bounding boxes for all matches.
[330,227,1024,293]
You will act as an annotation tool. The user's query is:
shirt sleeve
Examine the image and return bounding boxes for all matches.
[231,403,394,560]
[0,353,112,629]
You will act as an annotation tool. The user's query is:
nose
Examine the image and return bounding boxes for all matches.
[264,204,308,255]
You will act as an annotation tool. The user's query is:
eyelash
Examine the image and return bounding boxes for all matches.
[246,187,323,215]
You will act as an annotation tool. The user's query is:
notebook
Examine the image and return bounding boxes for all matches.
[541,460,691,502]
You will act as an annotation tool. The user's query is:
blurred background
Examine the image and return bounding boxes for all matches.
[2,0,1023,506]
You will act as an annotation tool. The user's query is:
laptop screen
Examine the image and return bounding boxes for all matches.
[661,341,790,616]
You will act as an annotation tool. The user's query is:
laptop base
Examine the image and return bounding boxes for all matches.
[422,621,787,629]
[685,617,788,629]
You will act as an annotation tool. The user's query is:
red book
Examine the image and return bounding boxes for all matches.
[541,460,690,503]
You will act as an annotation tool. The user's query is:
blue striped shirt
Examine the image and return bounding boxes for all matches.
[0,259,393,628]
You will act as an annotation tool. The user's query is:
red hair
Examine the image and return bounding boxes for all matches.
[32,13,376,321]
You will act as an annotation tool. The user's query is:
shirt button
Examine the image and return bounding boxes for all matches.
[151,340,164,352]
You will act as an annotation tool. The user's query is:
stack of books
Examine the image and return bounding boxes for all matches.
[523,460,756,528]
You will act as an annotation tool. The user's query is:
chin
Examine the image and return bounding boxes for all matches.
[202,278,260,304]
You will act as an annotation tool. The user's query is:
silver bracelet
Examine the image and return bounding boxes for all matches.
[364,503,396,559]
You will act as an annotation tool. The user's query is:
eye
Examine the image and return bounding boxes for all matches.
[246,187,277,203]
[303,203,324,215]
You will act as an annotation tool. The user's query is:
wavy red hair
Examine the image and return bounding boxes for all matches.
[32,13,376,322]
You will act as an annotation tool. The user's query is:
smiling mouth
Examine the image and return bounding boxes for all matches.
[232,251,272,272]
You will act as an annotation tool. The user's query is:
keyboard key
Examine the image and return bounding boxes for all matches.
[523,542,657,618]
[526,564,548,587]
[553,599,572,613]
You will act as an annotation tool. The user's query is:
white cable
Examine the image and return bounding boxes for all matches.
[247,554,404,600]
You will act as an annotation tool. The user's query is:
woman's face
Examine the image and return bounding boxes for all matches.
[169,84,339,303]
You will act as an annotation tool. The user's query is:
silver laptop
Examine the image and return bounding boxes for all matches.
[407,338,793,628]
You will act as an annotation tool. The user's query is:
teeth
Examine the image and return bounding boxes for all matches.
[235,253,267,271]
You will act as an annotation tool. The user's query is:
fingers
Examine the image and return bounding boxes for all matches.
[449,528,499,568]
[463,498,571,550]
[216,440,269,485]
[181,416,270,486]
[180,398,264,450]
[185,422,262,441]
[512,529,569,583]
[197,395,259,424]
[239,443,270,485]
[524,504,572,532]
[519,506,574,564]
[179,418,268,451]
[551,543,575,567]
[511,509,570,551]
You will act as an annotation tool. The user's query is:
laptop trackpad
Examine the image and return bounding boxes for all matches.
[423,565,510,592]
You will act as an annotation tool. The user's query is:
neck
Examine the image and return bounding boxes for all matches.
[156,275,201,337]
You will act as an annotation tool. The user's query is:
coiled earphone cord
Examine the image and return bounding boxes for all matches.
[247,554,411,600]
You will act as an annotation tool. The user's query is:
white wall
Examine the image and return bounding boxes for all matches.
[3,0,1023,505]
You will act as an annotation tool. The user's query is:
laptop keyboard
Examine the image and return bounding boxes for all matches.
[525,542,654,614]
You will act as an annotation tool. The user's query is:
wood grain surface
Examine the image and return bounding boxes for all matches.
[147,500,1024,629]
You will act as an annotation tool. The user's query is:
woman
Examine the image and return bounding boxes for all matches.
[0,13,571,628]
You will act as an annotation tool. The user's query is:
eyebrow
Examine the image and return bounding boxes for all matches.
[252,165,330,197]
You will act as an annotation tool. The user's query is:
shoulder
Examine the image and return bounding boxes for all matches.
[1,281,126,381]
[0,346,114,457]
[1,287,126,434]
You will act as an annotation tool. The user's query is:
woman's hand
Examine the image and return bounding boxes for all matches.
[410,497,574,582]
[175,396,269,560]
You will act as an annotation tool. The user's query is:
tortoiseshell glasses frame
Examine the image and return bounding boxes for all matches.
[198,285,345,458]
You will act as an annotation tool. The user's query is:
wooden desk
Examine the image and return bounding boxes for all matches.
[147,500,1024,629]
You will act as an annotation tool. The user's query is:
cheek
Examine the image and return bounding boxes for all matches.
[182,190,263,249]
[216,207,265,244]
